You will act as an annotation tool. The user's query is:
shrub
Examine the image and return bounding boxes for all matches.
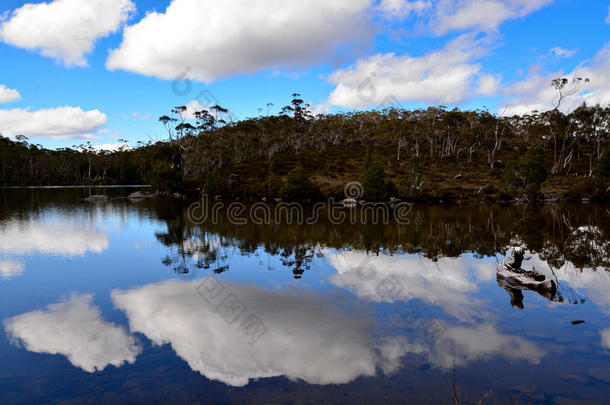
[148,162,182,192]
[359,149,387,201]
[521,145,548,186]
[279,163,319,201]
[482,184,495,195]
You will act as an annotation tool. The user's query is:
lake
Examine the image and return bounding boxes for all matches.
[1,187,610,404]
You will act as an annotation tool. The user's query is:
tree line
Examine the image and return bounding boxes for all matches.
[1,83,610,201]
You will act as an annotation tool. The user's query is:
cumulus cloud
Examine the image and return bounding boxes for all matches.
[112,278,409,386]
[0,85,20,103]
[0,218,108,257]
[0,259,25,280]
[0,106,107,139]
[107,0,373,82]
[430,0,554,35]
[503,43,610,115]
[4,294,141,372]
[0,0,135,67]
[327,250,495,321]
[477,74,502,95]
[327,34,493,108]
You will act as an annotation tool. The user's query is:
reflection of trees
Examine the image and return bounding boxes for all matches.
[4,189,608,278]
[147,202,610,279]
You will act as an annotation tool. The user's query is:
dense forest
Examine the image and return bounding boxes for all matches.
[2,85,610,202]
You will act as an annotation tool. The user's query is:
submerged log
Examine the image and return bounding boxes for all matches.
[497,248,557,308]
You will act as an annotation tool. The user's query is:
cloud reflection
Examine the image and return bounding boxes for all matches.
[0,259,25,280]
[0,219,109,257]
[4,294,141,372]
[326,251,545,368]
[427,323,545,368]
[327,251,495,322]
[601,329,610,350]
[112,279,409,387]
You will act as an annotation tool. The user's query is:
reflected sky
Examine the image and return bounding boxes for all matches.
[0,259,24,280]
[0,216,108,257]
[5,294,141,373]
[1,189,610,404]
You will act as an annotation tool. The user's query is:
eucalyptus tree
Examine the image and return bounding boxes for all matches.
[548,77,590,174]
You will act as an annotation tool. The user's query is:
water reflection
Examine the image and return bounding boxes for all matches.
[328,251,494,322]
[0,259,24,280]
[112,278,409,387]
[5,276,547,387]
[426,323,544,369]
[602,329,610,349]
[4,294,141,373]
[1,189,610,403]
[0,218,108,257]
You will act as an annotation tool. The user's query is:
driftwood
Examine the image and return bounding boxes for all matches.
[497,248,556,309]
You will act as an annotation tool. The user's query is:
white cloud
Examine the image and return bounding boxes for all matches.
[477,73,502,95]
[606,7,610,24]
[0,259,25,280]
[0,0,135,67]
[378,0,431,17]
[89,142,132,152]
[0,106,107,139]
[5,294,141,372]
[548,47,577,59]
[112,278,409,387]
[431,0,554,35]
[182,100,208,120]
[0,218,108,257]
[107,0,373,82]
[504,43,610,115]
[0,85,20,103]
[327,34,491,108]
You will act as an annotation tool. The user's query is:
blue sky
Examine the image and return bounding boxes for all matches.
[0,0,609,149]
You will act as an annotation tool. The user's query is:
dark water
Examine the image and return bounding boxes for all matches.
[1,188,610,404]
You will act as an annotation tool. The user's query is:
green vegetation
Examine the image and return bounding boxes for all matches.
[1,87,609,202]
[279,163,320,201]
[596,149,610,179]
[359,149,386,201]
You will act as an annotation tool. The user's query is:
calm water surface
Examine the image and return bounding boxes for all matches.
[1,188,610,404]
